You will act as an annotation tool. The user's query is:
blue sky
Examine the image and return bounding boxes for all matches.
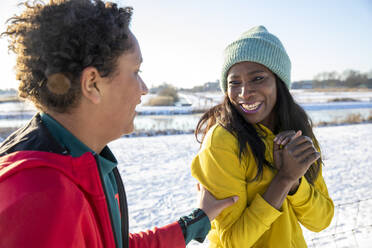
[1,0,371,89]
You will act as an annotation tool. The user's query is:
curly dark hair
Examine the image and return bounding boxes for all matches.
[195,77,322,185]
[1,0,133,112]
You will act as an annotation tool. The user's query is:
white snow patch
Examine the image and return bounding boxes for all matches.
[110,123,372,247]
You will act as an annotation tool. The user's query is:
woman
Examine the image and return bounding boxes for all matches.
[191,26,334,247]
[0,1,237,248]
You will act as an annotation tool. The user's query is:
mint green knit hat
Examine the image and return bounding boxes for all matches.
[220,25,291,92]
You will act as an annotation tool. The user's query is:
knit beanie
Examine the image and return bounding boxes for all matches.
[220,25,291,92]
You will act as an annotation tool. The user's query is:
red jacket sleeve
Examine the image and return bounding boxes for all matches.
[129,222,185,248]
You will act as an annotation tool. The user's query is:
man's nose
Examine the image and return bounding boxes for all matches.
[141,78,148,95]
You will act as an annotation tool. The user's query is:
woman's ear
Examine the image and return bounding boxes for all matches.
[80,67,103,104]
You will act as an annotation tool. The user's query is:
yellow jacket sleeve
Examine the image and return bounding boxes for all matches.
[287,166,334,232]
[191,129,282,247]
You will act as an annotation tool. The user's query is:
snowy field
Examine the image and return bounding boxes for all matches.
[110,123,372,248]
[1,91,371,247]
[179,90,372,109]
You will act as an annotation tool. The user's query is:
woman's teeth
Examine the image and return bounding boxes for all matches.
[241,102,261,111]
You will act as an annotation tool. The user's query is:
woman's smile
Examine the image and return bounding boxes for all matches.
[240,101,263,113]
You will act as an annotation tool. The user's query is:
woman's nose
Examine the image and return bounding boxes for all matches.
[239,82,255,98]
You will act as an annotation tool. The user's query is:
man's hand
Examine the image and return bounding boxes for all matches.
[197,184,238,221]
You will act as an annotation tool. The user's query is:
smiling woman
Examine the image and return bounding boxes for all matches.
[191,26,334,247]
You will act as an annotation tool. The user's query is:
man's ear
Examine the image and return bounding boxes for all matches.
[80,67,103,104]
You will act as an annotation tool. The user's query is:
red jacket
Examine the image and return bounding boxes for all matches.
[0,115,185,248]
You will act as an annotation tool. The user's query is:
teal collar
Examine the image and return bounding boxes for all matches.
[40,112,117,174]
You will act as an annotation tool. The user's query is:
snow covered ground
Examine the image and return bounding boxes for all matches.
[2,90,372,118]
[110,123,372,248]
[188,90,372,103]
[1,91,371,247]
[291,90,372,103]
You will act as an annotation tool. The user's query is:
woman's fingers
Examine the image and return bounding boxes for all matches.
[274,130,295,144]
[275,131,320,181]
[293,130,302,140]
[294,146,316,160]
[289,140,315,157]
[274,130,302,170]
[283,130,302,146]
[274,130,302,146]
[284,135,319,164]
[300,151,321,166]
[285,135,313,152]
[279,133,320,181]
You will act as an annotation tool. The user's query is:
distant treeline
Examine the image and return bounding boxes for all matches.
[0,89,20,102]
[291,69,371,89]
[180,81,221,92]
[150,81,221,93]
[151,69,372,92]
[0,88,17,95]
[162,69,372,92]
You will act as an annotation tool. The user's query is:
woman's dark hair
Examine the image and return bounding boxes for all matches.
[1,0,133,113]
[195,76,321,184]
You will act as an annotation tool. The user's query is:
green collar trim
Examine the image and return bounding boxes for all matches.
[40,112,117,174]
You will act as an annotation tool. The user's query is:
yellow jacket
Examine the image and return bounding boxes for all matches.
[191,124,334,248]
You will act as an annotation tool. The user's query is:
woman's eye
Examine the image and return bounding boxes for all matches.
[228,80,240,85]
[252,76,264,83]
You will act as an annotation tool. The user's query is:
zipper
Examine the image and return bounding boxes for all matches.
[113,167,129,248]
[94,153,120,248]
